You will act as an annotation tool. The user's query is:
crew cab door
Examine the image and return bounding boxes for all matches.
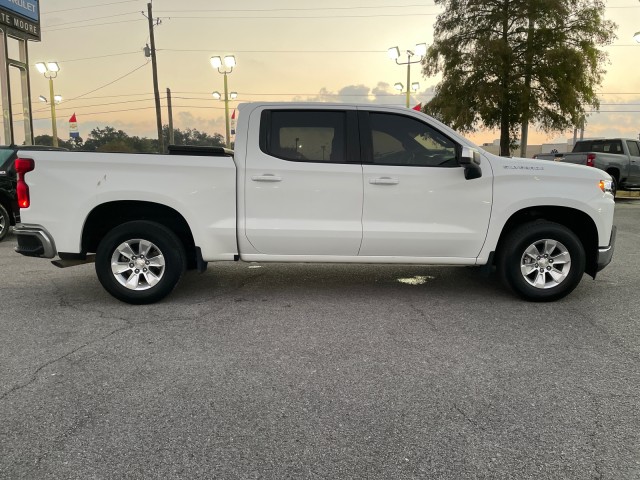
[243,107,363,255]
[625,140,640,185]
[358,110,492,259]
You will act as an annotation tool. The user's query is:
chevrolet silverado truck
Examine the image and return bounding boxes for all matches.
[536,138,640,196]
[13,103,616,304]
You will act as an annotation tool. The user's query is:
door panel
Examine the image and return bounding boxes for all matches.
[359,111,492,258]
[244,108,363,256]
[626,141,640,184]
[361,164,492,257]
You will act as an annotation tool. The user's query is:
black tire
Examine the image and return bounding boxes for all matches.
[0,203,9,242]
[95,220,186,304]
[497,221,586,302]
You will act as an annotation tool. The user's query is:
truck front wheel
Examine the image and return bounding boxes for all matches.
[498,221,585,302]
[95,221,186,304]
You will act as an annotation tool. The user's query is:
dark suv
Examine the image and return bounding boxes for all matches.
[0,146,67,241]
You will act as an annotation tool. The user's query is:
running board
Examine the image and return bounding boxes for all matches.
[51,255,96,268]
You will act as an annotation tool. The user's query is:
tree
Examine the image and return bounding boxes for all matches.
[81,126,157,153]
[34,135,84,150]
[422,0,616,156]
[162,126,225,148]
[35,125,226,154]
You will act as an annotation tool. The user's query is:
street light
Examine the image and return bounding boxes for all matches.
[38,95,62,104]
[394,82,420,93]
[388,43,426,107]
[210,54,236,148]
[35,61,61,147]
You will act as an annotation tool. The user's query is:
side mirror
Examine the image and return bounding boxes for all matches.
[459,146,482,180]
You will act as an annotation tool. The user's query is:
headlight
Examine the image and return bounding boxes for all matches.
[599,180,613,194]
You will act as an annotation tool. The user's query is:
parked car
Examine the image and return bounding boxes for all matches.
[0,146,66,241]
[13,103,616,304]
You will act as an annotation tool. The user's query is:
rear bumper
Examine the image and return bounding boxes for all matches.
[14,223,57,258]
[596,225,616,272]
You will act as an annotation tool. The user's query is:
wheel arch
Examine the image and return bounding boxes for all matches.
[494,206,599,278]
[82,200,197,269]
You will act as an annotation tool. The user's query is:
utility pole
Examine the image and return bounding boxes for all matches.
[146,2,164,153]
[167,87,174,146]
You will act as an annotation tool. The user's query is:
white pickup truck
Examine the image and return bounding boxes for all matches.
[14,102,616,304]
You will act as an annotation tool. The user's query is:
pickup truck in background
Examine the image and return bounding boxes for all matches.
[13,103,616,304]
[535,138,640,195]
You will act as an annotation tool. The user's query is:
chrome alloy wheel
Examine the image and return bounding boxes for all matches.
[110,239,166,290]
[520,239,571,289]
[0,214,5,236]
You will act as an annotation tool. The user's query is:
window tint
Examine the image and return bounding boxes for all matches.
[626,141,640,157]
[265,111,346,163]
[368,113,457,167]
[0,149,14,172]
[574,140,623,154]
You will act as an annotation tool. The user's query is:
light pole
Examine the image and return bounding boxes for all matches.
[388,43,427,108]
[210,55,236,148]
[393,81,420,104]
[35,62,61,147]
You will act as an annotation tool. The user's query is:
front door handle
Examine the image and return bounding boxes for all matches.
[369,177,399,185]
[252,174,282,182]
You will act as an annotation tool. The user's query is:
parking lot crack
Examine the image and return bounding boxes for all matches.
[0,322,131,402]
[453,403,486,431]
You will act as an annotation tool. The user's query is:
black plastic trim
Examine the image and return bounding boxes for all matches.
[596,225,616,273]
[195,246,208,273]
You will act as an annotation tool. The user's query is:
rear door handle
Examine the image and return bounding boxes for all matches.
[252,174,282,182]
[369,177,399,185]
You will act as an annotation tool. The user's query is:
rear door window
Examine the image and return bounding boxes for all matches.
[261,110,346,163]
[626,141,640,157]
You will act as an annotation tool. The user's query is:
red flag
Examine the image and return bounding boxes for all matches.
[412,103,422,111]
[231,109,236,135]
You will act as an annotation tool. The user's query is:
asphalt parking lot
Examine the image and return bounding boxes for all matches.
[1,202,640,480]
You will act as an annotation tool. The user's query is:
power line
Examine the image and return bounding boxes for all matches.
[42,13,438,31]
[156,4,437,13]
[43,19,144,32]
[159,49,387,54]
[52,51,142,63]
[30,104,227,121]
[34,62,150,113]
[44,12,139,28]
[42,0,141,14]
[66,62,149,102]
[154,13,439,20]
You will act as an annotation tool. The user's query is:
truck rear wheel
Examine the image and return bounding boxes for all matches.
[95,221,186,304]
[498,221,585,302]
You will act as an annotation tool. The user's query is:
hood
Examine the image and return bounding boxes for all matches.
[484,152,611,182]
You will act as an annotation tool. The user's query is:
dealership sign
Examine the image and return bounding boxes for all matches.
[0,0,40,40]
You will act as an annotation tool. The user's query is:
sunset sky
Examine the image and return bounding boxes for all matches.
[11,0,640,147]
